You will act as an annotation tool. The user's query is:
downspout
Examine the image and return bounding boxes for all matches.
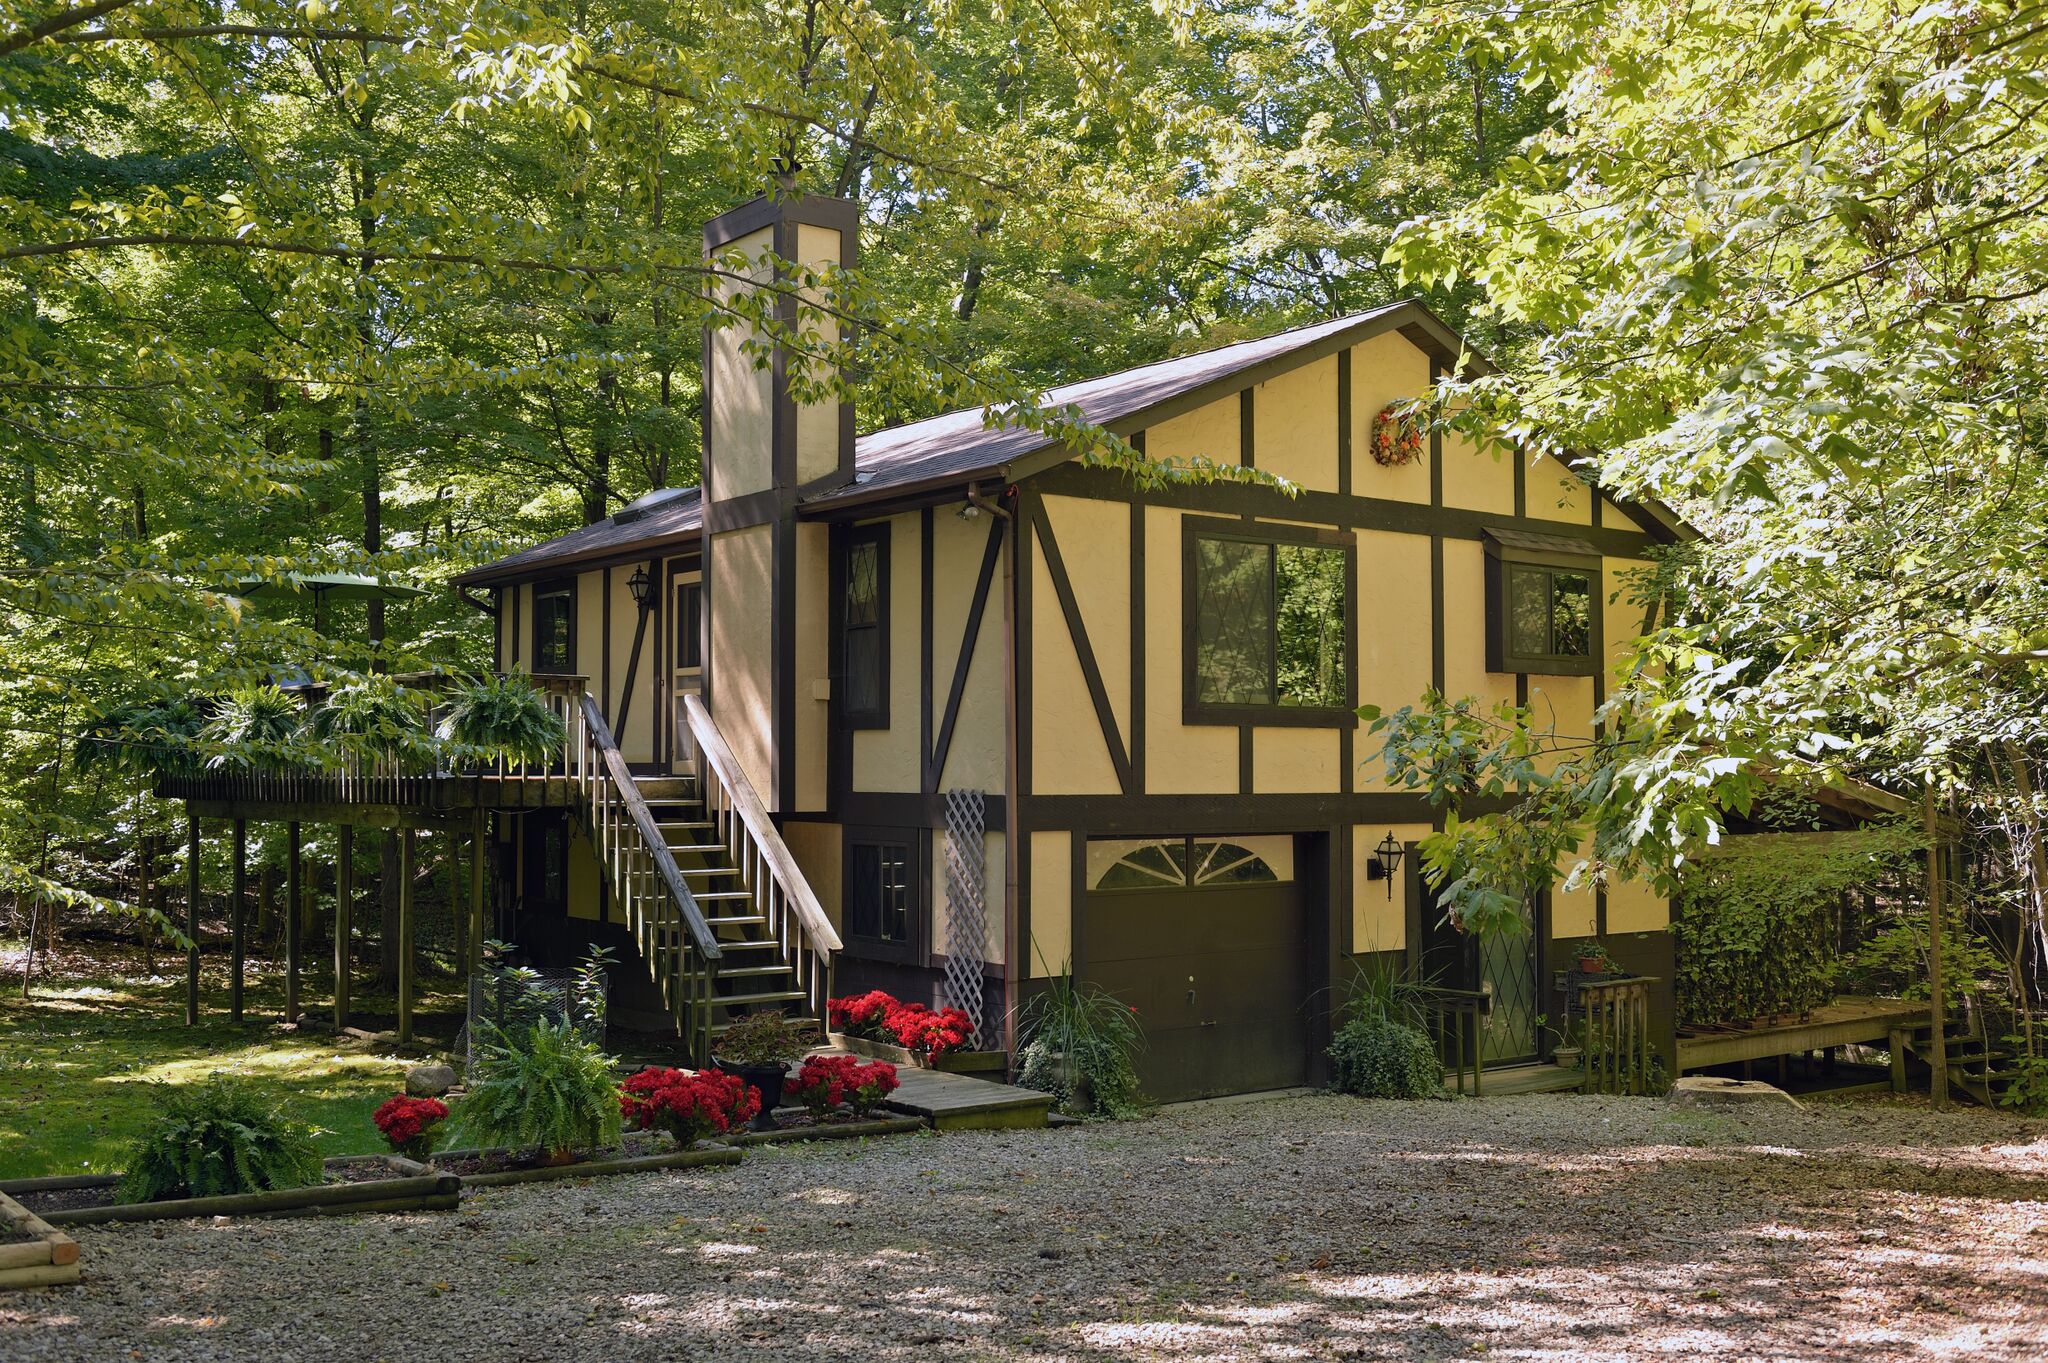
[967,481,1021,1064]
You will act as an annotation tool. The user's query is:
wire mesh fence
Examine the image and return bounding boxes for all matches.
[461,963,608,1073]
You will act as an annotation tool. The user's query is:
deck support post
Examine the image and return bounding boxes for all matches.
[397,827,415,1044]
[335,825,353,1029]
[230,819,247,1022]
[1889,1027,1908,1093]
[468,810,486,978]
[185,813,201,1025]
[285,822,302,1025]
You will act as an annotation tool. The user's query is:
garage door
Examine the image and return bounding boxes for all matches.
[1081,836,1307,1103]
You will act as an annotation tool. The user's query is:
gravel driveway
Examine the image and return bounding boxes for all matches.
[5,1092,2045,1362]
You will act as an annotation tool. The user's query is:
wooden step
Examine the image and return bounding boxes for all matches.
[693,890,754,903]
[633,778,699,800]
[664,843,727,855]
[710,988,809,1008]
[678,866,739,879]
[707,914,767,928]
[716,963,798,979]
[655,820,716,835]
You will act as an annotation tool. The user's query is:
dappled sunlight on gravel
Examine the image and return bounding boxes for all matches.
[3,1093,2045,1361]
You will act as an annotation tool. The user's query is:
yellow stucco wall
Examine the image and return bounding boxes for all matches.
[794,223,844,486]
[1041,494,1132,745]
[1254,727,1340,793]
[1146,395,1240,467]
[1439,538,1518,714]
[709,524,776,801]
[1354,528,1434,787]
[1349,334,1432,504]
[930,510,1007,795]
[706,225,773,502]
[1352,822,1434,954]
[780,820,843,934]
[1027,830,1072,977]
[1439,424,1514,516]
[1030,505,1123,795]
[1251,355,1338,491]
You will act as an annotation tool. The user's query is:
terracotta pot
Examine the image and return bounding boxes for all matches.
[1577,956,1608,974]
[541,1148,579,1168]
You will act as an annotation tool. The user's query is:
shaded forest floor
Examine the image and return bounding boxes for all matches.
[5,1090,2046,1361]
[0,939,462,1179]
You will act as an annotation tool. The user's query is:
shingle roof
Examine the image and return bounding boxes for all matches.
[456,301,1482,586]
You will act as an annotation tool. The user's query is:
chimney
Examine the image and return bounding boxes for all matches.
[698,191,858,812]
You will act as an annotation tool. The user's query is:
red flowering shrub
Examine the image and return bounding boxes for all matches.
[619,1066,758,1147]
[845,1060,899,1116]
[372,1094,449,1160]
[826,990,897,1041]
[827,990,976,1063]
[786,1054,861,1118]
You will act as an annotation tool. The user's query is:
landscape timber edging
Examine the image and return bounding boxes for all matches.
[434,1142,743,1188]
[728,1115,926,1146]
[0,1155,459,1228]
[826,1033,1008,1073]
[0,1190,81,1290]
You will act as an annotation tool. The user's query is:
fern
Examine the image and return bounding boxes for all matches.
[313,675,431,770]
[435,669,565,767]
[199,685,308,770]
[115,1077,323,1204]
[455,1017,622,1157]
[75,698,204,778]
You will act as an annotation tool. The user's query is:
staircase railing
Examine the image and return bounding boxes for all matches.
[570,693,722,1058]
[680,695,841,1023]
[1418,987,1491,1096]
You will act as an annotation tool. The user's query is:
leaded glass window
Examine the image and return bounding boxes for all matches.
[843,528,887,726]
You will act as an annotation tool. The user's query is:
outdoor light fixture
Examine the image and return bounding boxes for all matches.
[1364,831,1405,899]
[627,564,652,609]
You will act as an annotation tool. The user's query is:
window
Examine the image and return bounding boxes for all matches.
[1087,835,1294,892]
[841,526,889,727]
[1184,523,1353,722]
[532,580,574,673]
[674,580,702,670]
[846,838,916,958]
[1484,530,1601,675]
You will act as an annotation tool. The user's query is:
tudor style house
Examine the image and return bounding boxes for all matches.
[450,191,1684,1102]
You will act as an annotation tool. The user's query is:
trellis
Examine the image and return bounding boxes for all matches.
[942,788,987,1044]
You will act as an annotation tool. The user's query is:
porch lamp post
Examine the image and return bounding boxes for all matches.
[626,564,652,611]
[1365,832,1405,899]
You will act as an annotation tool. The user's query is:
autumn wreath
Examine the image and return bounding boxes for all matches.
[1371,401,1426,467]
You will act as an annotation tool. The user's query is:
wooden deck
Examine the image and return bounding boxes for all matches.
[879,1064,1053,1131]
[1456,1062,1585,1097]
[1677,997,1930,1071]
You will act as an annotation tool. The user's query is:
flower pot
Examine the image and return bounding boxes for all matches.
[730,1062,788,1132]
[1577,956,1608,975]
[541,1147,579,1168]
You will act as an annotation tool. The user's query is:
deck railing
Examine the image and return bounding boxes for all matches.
[679,694,841,1024]
[569,693,722,1057]
[1578,975,1658,1095]
[1419,987,1491,1096]
[154,673,587,810]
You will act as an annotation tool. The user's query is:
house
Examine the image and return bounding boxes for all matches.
[441,190,1686,1102]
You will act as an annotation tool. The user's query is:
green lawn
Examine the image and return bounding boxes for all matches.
[0,952,463,1180]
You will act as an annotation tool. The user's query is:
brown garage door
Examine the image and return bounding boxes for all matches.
[1081,837,1307,1103]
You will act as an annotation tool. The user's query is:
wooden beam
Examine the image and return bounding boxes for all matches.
[397,827,415,1044]
[468,810,486,974]
[230,819,247,1022]
[285,822,302,1025]
[335,825,353,1030]
[185,813,201,1026]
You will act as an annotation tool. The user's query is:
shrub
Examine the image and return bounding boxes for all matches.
[619,1066,758,1146]
[436,670,566,767]
[786,1054,860,1118]
[845,1060,899,1116]
[1328,1018,1443,1100]
[116,1076,323,1204]
[456,1017,622,1158]
[1015,967,1143,1119]
[827,990,896,1041]
[372,1094,450,1160]
[825,990,975,1062]
[313,675,431,769]
[199,685,307,770]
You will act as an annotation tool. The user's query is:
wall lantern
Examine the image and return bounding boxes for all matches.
[626,564,652,610]
[1364,832,1405,899]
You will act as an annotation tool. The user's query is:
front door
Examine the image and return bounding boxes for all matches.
[669,572,703,772]
[1080,836,1307,1102]
[1418,878,1542,1066]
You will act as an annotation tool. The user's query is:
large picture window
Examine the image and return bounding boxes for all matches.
[1184,522,1354,723]
[532,580,574,674]
[841,526,889,727]
[1484,529,1601,676]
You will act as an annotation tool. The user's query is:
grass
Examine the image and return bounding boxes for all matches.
[0,946,464,1180]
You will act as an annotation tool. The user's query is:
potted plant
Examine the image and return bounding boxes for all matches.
[620,1067,757,1146]
[372,1094,450,1161]
[1015,964,1143,1118]
[711,1010,815,1130]
[786,1054,859,1120]
[435,669,566,769]
[1576,942,1612,975]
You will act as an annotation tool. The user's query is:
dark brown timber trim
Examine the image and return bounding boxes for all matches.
[928,519,1005,791]
[1127,468,1147,793]
[1240,387,1255,470]
[919,507,935,793]
[1336,348,1353,497]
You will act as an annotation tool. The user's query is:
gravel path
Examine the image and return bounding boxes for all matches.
[5,1093,2046,1362]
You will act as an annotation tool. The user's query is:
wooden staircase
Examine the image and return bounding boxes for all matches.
[564,694,839,1062]
[1898,1013,2023,1108]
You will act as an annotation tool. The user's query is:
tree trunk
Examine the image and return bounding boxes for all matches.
[1924,782,1949,1110]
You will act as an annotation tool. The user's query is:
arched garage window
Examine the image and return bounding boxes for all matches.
[1087,836,1294,891]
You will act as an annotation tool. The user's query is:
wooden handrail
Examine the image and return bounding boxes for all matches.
[578,695,721,964]
[682,695,842,955]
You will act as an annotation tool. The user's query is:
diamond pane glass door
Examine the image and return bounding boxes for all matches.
[1476,923,1540,1065]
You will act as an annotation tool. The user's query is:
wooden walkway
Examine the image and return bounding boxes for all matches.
[880,1064,1052,1131]
[1677,997,1931,1072]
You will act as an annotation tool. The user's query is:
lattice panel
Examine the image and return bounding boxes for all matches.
[942,788,988,1044]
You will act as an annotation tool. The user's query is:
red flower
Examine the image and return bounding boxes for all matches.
[372,1094,449,1159]
[845,1060,899,1116]
[620,1066,758,1147]
[826,989,898,1041]
[787,1054,861,1118]
[827,990,975,1063]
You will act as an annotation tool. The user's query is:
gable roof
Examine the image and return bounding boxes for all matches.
[455,300,1668,587]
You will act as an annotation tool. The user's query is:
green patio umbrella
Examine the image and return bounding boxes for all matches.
[236,572,427,637]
